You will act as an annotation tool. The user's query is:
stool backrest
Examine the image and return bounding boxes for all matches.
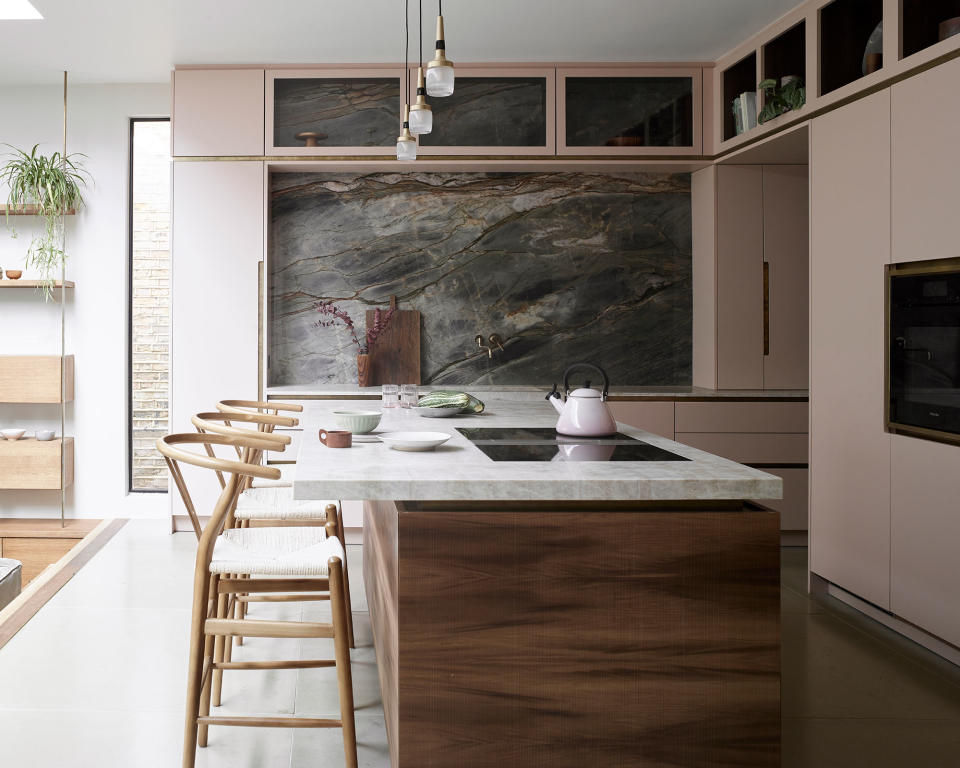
[158,432,280,541]
[218,399,303,421]
[193,411,293,491]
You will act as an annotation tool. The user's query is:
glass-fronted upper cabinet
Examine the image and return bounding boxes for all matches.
[558,67,702,155]
[267,69,404,155]
[414,67,555,155]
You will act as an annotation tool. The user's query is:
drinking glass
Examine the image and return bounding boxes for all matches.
[400,384,418,409]
[381,384,399,409]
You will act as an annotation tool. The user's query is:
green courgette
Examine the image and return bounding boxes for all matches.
[416,391,485,413]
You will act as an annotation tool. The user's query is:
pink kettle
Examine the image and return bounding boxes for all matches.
[546,363,618,437]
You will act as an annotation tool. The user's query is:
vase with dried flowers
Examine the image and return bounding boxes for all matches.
[316,300,396,386]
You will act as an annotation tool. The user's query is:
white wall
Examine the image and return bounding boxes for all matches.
[0,83,170,520]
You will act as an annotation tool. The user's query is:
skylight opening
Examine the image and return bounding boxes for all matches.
[0,0,43,20]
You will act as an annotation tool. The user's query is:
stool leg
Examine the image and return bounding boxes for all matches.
[330,557,358,768]
[182,571,213,768]
[211,586,229,707]
[197,574,222,748]
[329,503,355,648]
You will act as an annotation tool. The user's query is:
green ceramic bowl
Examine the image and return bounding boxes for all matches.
[332,410,382,434]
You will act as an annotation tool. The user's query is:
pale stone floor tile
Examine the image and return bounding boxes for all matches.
[2,521,960,767]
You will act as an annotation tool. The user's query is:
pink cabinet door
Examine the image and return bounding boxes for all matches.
[891,436,960,647]
[762,165,809,389]
[892,56,960,264]
[716,165,764,389]
[173,69,265,157]
[809,90,892,609]
[170,161,264,530]
[608,401,675,440]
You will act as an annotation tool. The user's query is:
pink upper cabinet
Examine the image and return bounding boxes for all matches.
[173,69,265,157]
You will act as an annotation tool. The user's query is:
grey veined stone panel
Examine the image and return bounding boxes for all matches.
[419,77,547,147]
[268,172,692,387]
[273,78,400,148]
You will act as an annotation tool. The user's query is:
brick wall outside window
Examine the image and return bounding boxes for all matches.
[130,120,170,491]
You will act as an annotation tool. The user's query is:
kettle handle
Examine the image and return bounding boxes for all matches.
[562,363,610,400]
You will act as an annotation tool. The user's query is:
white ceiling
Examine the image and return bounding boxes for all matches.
[0,0,800,84]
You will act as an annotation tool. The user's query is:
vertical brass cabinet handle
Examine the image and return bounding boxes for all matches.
[763,261,770,356]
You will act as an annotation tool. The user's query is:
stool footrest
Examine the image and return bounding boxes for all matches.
[197,715,342,728]
[237,594,330,603]
[218,577,329,594]
[205,618,335,639]
[214,659,336,670]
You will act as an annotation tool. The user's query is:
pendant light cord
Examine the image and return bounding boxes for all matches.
[404,0,410,107]
[419,0,423,67]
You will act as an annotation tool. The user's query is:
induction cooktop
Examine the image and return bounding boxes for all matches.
[455,427,690,462]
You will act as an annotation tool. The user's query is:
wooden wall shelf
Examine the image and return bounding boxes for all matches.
[0,205,76,216]
[0,280,74,289]
[0,437,74,490]
[0,356,74,403]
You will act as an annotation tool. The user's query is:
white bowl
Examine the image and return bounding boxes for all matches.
[332,410,382,434]
[1,428,26,441]
[412,406,463,418]
[379,431,451,452]
[35,429,55,441]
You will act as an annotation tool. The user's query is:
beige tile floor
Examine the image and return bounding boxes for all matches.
[1,521,958,767]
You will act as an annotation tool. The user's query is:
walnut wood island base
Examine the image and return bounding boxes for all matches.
[362,499,780,768]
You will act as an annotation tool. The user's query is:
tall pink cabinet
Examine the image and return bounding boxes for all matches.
[809,90,892,610]
[810,56,960,648]
[888,58,960,647]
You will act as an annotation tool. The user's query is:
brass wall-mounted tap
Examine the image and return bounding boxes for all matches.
[475,334,492,358]
[476,334,505,358]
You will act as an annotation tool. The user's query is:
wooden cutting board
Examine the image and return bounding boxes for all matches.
[366,298,421,385]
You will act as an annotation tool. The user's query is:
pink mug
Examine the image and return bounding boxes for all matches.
[319,429,352,448]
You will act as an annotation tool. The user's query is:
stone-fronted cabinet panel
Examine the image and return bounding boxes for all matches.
[173,69,265,156]
[266,68,404,156]
[557,67,703,155]
[414,67,556,155]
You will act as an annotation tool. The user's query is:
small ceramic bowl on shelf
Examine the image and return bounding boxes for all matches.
[35,429,56,441]
[1,428,26,440]
[4,270,22,280]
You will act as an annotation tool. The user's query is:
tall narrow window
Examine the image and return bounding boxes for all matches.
[128,118,171,492]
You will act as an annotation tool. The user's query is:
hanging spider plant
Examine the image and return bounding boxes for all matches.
[1,144,90,298]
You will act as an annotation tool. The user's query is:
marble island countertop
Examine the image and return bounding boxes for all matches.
[269,384,808,401]
[293,399,783,502]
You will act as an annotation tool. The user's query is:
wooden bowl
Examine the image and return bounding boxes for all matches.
[940,16,960,42]
[4,270,22,280]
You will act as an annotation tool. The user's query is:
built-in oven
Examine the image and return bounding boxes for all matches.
[887,257,960,445]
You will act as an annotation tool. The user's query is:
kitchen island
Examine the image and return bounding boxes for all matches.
[295,399,783,768]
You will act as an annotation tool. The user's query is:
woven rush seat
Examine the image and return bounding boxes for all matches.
[235,486,339,521]
[211,526,345,576]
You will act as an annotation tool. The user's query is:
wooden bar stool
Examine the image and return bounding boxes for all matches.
[158,432,357,768]
[192,411,354,647]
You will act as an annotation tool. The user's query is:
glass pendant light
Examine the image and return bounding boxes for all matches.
[408,0,433,135]
[396,0,418,161]
[397,106,417,161]
[425,0,455,97]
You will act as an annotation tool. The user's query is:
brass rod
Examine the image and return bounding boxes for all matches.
[60,70,67,527]
[762,261,769,356]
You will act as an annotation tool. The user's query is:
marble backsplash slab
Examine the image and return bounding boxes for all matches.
[268,171,692,386]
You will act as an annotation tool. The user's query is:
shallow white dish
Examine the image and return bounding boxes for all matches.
[351,433,383,443]
[378,431,451,452]
[412,405,463,418]
[1,428,26,441]
[332,409,382,434]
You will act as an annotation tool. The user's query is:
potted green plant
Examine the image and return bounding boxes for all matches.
[757,76,806,124]
[1,144,89,297]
